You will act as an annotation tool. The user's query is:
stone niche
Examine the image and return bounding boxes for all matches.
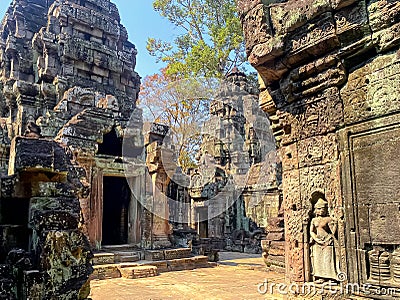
[240,0,400,296]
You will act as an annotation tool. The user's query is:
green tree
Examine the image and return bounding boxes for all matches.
[147,0,245,78]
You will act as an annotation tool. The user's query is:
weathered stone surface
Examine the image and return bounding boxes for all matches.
[40,230,93,298]
[341,51,400,124]
[164,248,192,260]
[89,264,121,281]
[145,250,165,261]
[92,253,115,265]
[119,265,158,279]
[187,70,277,256]
[0,264,16,299]
[241,4,271,54]
[240,0,400,293]
[270,0,331,35]
[9,138,68,175]
[334,0,371,48]
[0,0,146,297]
[23,270,43,300]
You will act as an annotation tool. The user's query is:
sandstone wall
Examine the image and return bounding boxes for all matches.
[240,0,400,292]
[0,0,143,298]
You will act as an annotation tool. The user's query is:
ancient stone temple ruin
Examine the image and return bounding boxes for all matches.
[187,68,281,255]
[8,0,400,298]
[240,0,400,297]
[0,0,142,297]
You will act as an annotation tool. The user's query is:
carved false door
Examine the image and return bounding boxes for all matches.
[340,115,400,293]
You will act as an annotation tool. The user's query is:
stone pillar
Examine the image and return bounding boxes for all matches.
[145,123,174,249]
[239,0,347,283]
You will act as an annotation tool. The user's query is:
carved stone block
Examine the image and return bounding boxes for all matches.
[241,4,271,54]
[9,138,68,175]
[372,22,400,52]
[341,52,400,125]
[282,168,300,211]
[280,54,347,101]
[247,36,285,68]
[297,134,338,168]
[277,88,344,145]
[285,13,340,68]
[350,121,400,245]
[367,0,400,33]
[334,0,370,48]
[280,143,298,172]
[270,0,331,35]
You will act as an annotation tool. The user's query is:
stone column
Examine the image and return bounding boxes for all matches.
[145,123,174,249]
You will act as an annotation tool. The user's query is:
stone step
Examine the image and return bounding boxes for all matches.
[144,248,192,261]
[165,255,210,272]
[92,252,115,265]
[118,255,140,263]
[90,264,121,281]
[102,244,140,252]
[93,250,141,265]
[113,250,141,262]
[138,255,210,272]
[89,255,213,281]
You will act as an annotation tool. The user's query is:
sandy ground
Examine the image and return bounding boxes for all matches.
[89,252,285,300]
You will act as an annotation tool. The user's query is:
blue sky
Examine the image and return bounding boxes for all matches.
[0,1,180,78]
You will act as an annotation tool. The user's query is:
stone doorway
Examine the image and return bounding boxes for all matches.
[196,207,209,238]
[102,176,131,245]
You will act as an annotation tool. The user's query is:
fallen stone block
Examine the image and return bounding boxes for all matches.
[89,264,121,280]
[119,265,158,279]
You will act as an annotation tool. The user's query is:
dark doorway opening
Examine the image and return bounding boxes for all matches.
[102,176,131,245]
[0,198,30,262]
[98,128,123,157]
[196,207,208,238]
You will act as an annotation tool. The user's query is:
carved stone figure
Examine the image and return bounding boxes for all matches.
[310,198,338,282]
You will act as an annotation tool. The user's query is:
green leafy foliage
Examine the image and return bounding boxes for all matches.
[148,0,245,78]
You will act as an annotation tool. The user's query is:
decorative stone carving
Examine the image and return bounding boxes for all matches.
[240,0,400,295]
[309,198,339,282]
[187,69,278,255]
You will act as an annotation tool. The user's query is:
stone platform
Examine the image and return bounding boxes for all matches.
[90,255,212,280]
[89,252,281,300]
[90,246,213,281]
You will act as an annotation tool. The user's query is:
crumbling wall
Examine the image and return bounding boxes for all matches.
[0,137,92,299]
[0,0,144,298]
